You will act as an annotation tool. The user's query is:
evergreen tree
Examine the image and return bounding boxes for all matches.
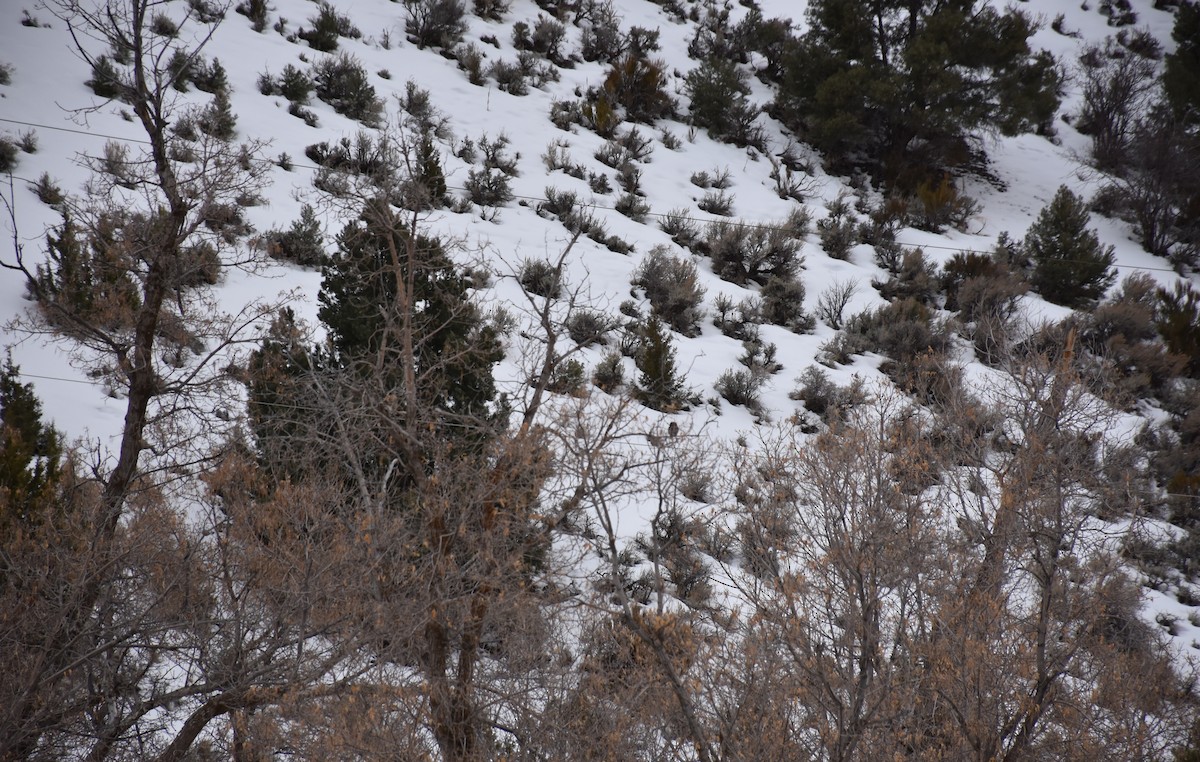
[34,211,141,334]
[415,136,448,208]
[636,316,688,412]
[317,205,503,423]
[245,308,318,479]
[1026,186,1116,308]
[267,203,325,266]
[774,0,1060,187]
[198,87,236,140]
[1164,0,1200,127]
[685,57,762,148]
[0,358,62,539]
[1156,282,1200,378]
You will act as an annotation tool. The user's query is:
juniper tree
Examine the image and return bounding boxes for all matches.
[1164,0,1200,126]
[0,358,61,532]
[318,208,502,422]
[685,57,762,148]
[636,316,689,412]
[1026,186,1115,308]
[774,0,1061,187]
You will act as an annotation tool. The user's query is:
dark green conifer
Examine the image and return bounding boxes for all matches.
[775,0,1060,187]
[416,137,448,208]
[1156,282,1200,377]
[199,87,236,140]
[1164,1,1200,126]
[318,206,502,422]
[685,57,761,147]
[0,358,62,535]
[1026,186,1116,308]
[636,316,688,412]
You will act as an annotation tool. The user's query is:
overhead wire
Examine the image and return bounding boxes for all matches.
[8,365,1200,501]
[1,114,1193,276]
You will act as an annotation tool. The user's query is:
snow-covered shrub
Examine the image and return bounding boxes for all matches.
[312,54,382,126]
[566,309,613,347]
[632,247,706,336]
[701,220,803,286]
[406,0,467,49]
[712,293,762,341]
[0,137,20,173]
[790,365,867,424]
[761,274,815,333]
[818,196,858,260]
[473,0,510,21]
[518,259,562,299]
[697,190,733,216]
[603,54,675,123]
[592,350,625,392]
[715,367,764,415]
[579,0,623,62]
[659,208,700,248]
[298,2,360,52]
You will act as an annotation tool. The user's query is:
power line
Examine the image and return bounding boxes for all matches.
[2,114,1193,276]
[9,368,1200,500]
[0,116,152,145]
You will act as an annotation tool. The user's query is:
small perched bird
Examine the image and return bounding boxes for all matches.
[668,421,679,438]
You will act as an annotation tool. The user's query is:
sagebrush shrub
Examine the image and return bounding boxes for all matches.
[518,259,562,298]
[702,221,802,286]
[659,208,700,248]
[32,173,64,207]
[715,368,764,414]
[822,298,950,367]
[0,138,19,173]
[603,54,675,123]
[579,0,623,62]
[761,274,814,333]
[566,309,612,347]
[312,54,382,126]
[712,293,762,341]
[406,0,467,49]
[616,192,650,222]
[818,197,858,260]
[697,190,734,216]
[941,251,1006,310]
[912,174,978,233]
[632,247,706,336]
[790,365,867,424]
[474,0,510,21]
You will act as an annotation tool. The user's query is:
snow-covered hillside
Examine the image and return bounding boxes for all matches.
[3,0,1200,756]
[0,0,1186,441]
